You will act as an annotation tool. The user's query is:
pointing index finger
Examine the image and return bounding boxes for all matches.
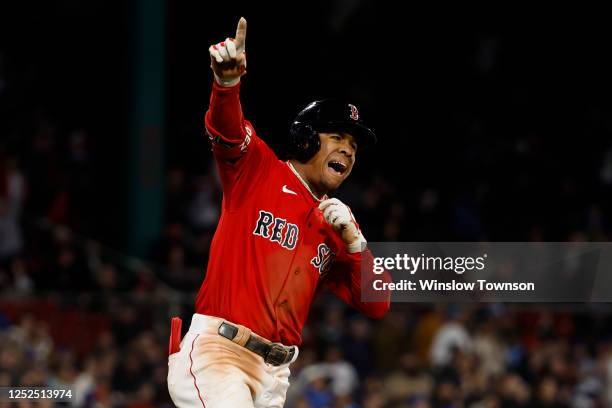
[234,17,247,52]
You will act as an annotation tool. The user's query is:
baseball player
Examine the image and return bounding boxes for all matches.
[167,17,391,408]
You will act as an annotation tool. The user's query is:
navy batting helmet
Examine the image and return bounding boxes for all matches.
[288,99,377,162]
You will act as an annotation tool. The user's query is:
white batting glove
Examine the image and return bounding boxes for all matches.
[209,17,247,87]
[319,198,367,253]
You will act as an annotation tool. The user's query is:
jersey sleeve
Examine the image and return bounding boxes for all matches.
[204,81,278,207]
[323,248,391,319]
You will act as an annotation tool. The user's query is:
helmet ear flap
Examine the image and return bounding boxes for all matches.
[288,122,320,162]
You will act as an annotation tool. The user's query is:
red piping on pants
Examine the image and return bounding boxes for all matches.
[189,334,206,407]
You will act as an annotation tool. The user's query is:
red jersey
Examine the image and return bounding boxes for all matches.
[195,81,390,345]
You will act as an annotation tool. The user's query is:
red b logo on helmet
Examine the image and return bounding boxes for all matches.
[349,104,359,121]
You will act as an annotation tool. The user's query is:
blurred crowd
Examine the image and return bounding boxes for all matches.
[1,107,612,408]
[3,15,612,406]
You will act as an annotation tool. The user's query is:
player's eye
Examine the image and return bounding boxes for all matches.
[330,134,341,140]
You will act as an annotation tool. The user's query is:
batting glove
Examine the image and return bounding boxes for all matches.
[209,17,247,87]
[319,198,367,253]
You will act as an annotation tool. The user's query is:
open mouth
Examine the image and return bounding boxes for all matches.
[327,160,348,176]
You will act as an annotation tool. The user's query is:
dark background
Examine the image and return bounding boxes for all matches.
[3,3,611,246]
[2,3,611,243]
[1,2,612,407]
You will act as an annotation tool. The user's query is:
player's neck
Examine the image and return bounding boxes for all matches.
[288,160,327,199]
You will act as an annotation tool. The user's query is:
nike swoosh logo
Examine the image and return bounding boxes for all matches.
[282,185,297,195]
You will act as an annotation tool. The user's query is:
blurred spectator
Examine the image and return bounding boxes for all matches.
[292,346,357,405]
[532,377,567,408]
[497,373,531,407]
[383,353,433,404]
[321,346,358,397]
[472,318,505,377]
[188,171,220,231]
[0,154,25,259]
[303,376,334,408]
[372,310,411,372]
[430,307,473,367]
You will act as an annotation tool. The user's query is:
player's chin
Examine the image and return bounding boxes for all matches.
[322,173,345,192]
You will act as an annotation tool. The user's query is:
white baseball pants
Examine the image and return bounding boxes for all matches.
[167,314,298,408]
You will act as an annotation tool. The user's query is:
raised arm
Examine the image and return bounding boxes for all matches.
[203,18,278,206]
[205,17,249,147]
